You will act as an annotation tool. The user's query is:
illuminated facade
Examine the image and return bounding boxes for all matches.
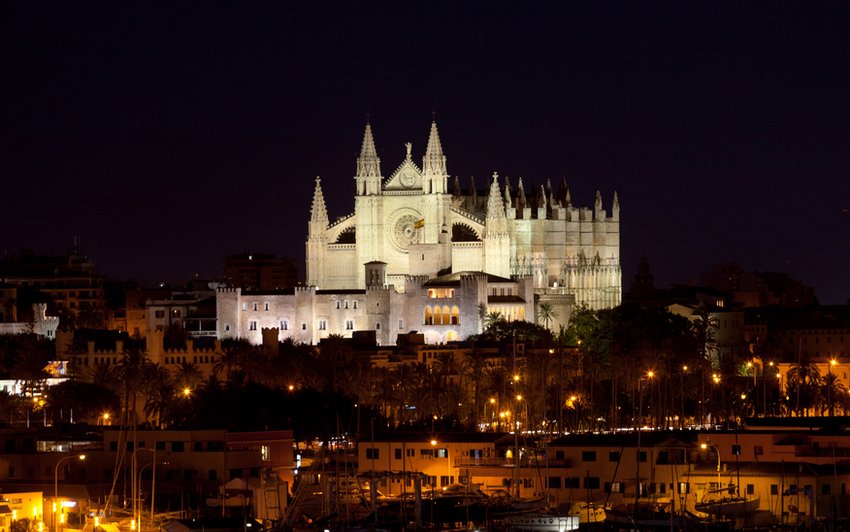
[307,120,621,310]
[216,270,534,345]
[217,119,621,345]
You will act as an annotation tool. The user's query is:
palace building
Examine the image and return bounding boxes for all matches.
[217,119,621,345]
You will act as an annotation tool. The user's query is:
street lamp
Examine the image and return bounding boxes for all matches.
[829,358,838,417]
[633,370,654,510]
[637,370,654,429]
[484,398,496,430]
[700,442,722,490]
[54,454,86,531]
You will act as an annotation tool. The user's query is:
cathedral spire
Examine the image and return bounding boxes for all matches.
[355,121,382,195]
[486,172,508,237]
[423,120,446,174]
[309,176,329,238]
[422,120,448,193]
[503,176,512,208]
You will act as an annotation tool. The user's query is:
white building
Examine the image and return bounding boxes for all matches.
[217,118,622,345]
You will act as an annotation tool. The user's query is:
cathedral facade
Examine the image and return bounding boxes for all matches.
[307,120,621,310]
[217,119,620,346]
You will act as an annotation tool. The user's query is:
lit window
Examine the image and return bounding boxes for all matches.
[242,303,247,311]
[261,445,270,461]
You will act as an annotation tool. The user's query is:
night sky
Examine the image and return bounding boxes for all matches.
[3,3,849,302]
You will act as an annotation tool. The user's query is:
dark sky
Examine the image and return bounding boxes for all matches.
[3,3,849,302]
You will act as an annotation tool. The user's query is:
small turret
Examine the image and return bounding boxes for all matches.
[537,184,548,219]
[595,190,604,219]
[517,178,527,210]
[612,190,620,221]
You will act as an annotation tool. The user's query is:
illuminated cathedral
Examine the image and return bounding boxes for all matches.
[218,119,620,345]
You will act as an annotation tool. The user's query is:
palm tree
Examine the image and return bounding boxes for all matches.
[786,357,821,416]
[215,338,252,384]
[691,307,719,369]
[115,348,150,427]
[142,364,174,427]
[537,302,559,330]
[175,361,203,390]
[820,371,846,416]
[484,311,505,331]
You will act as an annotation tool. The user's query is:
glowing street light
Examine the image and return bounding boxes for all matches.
[700,442,722,490]
[829,358,839,416]
[54,455,86,531]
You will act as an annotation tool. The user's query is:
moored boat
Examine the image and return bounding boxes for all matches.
[499,512,580,532]
[695,494,760,517]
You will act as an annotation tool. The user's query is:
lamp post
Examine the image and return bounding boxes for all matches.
[711,373,722,423]
[634,370,654,512]
[700,442,721,491]
[513,394,523,497]
[829,358,838,417]
[54,454,86,532]
[765,361,774,417]
[680,365,688,429]
[484,398,496,431]
[747,360,758,416]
